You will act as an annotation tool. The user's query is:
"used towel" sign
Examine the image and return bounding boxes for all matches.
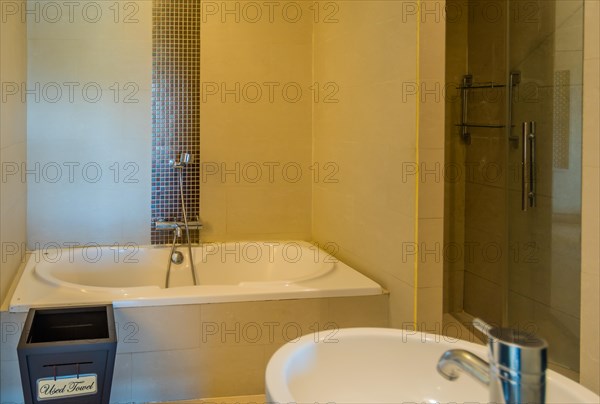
[37,374,97,400]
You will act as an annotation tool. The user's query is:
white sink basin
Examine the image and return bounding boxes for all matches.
[266,328,599,403]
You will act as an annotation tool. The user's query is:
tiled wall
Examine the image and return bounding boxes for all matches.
[199,1,313,241]
[0,295,389,402]
[0,0,27,304]
[26,1,152,246]
[416,1,446,330]
[151,0,202,244]
[312,1,418,329]
[580,0,600,393]
[312,0,446,329]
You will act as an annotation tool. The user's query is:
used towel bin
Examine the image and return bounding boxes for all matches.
[17,305,117,404]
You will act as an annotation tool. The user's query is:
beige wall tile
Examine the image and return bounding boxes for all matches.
[27,1,152,40]
[0,196,26,301]
[580,271,600,370]
[582,59,599,167]
[581,164,599,278]
[0,0,27,304]
[584,0,599,60]
[580,0,600,391]
[200,5,312,240]
[418,148,445,219]
[419,95,446,149]
[326,294,389,328]
[417,218,444,288]
[114,305,201,354]
[226,186,311,238]
[581,356,600,394]
[417,286,444,331]
[131,348,207,401]
[25,1,152,247]
[312,1,446,328]
[312,0,423,330]
[200,299,329,347]
[198,344,267,398]
[418,10,446,325]
[386,275,415,329]
[200,186,228,239]
[419,8,447,81]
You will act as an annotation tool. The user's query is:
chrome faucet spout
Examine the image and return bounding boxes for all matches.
[437,320,548,404]
[437,349,490,386]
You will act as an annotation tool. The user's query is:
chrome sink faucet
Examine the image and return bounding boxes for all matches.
[437,319,548,404]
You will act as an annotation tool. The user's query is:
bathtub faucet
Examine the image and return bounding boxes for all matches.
[437,319,548,404]
[155,219,203,236]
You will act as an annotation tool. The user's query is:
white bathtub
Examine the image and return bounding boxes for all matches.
[8,241,383,312]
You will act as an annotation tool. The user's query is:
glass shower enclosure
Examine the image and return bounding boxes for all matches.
[506,0,583,376]
[445,0,584,377]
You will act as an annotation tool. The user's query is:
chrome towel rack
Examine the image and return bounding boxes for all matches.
[457,72,521,144]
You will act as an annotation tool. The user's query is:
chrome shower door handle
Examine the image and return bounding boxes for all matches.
[522,122,529,211]
[529,121,536,208]
[521,121,536,211]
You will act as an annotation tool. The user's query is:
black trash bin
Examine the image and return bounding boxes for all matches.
[17,305,117,404]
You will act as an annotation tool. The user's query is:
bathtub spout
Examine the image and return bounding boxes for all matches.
[156,220,203,232]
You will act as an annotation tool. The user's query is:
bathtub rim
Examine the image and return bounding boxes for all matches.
[32,241,338,293]
[7,240,385,313]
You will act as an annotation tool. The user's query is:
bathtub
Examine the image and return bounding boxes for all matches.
[8,241,383,312]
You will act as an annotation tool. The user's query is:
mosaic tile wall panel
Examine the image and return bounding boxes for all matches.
[151,0,201,244]
[553,70,571,170]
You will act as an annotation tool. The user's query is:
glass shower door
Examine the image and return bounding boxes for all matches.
[506,0,584,375]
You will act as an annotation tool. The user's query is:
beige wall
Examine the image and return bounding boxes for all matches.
[416,2,446,330]
[200,1,312,241]
[312,0,417,328]
[312,0,445,329]
[0,0,27,304]
[580,0,600,393]
[26,1,152,246]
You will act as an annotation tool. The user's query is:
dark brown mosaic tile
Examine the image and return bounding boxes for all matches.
[151,0,201,244]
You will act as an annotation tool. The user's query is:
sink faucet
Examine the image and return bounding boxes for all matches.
[437,319,548,404]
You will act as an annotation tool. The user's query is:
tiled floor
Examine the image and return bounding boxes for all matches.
[161,395,267,404]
